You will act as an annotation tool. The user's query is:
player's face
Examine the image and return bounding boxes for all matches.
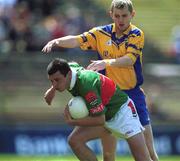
[110,7,135,34]
[48,71,69,92]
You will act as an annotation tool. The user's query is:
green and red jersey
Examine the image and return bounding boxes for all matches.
[68,63,128,121]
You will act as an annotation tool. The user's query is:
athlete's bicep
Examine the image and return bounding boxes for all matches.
[77,28,97,50]
[126,32,144,63]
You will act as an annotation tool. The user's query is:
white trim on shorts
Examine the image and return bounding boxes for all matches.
[105,97,145,139]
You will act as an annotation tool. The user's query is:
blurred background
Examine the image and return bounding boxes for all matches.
[0,0,180,157]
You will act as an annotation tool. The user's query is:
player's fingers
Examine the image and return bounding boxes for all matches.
[87,60,98,68]
[64,106,68,114]
[94,68,100,72]
[92,65,99,71]
[87,62,95,70]
[91,64,98,70]
[42,47,49,53]
[90,67,97,72]
[86,65,91,70]
[48,44,53,51]
[64,108,69,120]
[41,46,46,52]
[45,98,50,105]
[45,46,51,53]
[42,44,52,53]
[92,66,98,70]
[87,65,94,70]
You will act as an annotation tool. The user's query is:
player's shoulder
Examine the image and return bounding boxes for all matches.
[80,69,97,76]
[68,61,80,67]
[90,23,113,35]
[96,24,112,31]
[77,70,100,91]
[69,62,84,71]
[129,24,144,37]
[79,70,99,81]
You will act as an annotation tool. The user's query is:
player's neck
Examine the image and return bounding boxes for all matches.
[115,24,130,38]
[115,28,124,38]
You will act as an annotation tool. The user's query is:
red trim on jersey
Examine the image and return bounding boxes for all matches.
[85,91,105,114]
[85,91,97,103]
[128,100,137,117]
[90,104,104,114]
[100,74,116,105]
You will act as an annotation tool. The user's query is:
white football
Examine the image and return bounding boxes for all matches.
[68,96,89,119]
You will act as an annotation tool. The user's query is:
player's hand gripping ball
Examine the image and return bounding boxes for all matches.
[68,96,89,119]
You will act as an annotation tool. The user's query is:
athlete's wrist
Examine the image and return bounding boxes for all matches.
[104,59,115,66]
[54,39,60,46]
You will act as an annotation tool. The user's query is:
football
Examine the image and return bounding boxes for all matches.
[68,96,89,119]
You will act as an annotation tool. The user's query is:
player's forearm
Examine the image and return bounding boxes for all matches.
[105,55,134,67]
[69,115,105,126]
[55,35,80,48]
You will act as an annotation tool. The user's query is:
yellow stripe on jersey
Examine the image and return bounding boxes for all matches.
[77,23,144,90]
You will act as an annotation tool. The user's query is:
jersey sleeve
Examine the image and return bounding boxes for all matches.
[126,30,144,63]
[77,27,97,50]
[84,90,107,116]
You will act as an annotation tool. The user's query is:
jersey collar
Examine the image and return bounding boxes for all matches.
[69,68,77,90]
[112,23,132,35]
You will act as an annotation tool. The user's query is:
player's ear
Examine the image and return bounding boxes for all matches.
[67,70,71,77]
[131,10,136,18]
[109,10,113,19]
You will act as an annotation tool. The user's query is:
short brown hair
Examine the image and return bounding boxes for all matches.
[110,0,134,13]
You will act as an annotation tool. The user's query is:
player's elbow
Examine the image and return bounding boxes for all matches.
[125,56,134,66]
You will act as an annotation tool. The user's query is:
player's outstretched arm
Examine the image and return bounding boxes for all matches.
[42,35,80,53]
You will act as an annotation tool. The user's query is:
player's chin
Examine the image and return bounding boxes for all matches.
[57,88,65,92]
[117,26,125,31]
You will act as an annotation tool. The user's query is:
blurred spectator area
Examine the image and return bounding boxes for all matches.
[0,0,106,53]
[1,0,180,56]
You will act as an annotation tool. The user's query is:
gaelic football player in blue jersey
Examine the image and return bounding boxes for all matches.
[42,0,158,160]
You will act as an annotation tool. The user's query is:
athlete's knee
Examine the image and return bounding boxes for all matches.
[68,134,80,147]
[68,133,86,149]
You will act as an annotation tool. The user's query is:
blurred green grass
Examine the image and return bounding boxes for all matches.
[0,155,179,161]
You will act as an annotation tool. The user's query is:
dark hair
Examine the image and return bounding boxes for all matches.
[47,58,71,76]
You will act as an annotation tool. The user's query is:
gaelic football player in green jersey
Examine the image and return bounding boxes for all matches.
[44,58,152,161]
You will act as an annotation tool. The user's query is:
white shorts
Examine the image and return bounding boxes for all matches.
[105,98,144,139]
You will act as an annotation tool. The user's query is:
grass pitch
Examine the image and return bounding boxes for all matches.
[0,155,179,161]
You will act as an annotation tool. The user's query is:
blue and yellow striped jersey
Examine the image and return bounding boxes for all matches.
[77,23,144,90]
